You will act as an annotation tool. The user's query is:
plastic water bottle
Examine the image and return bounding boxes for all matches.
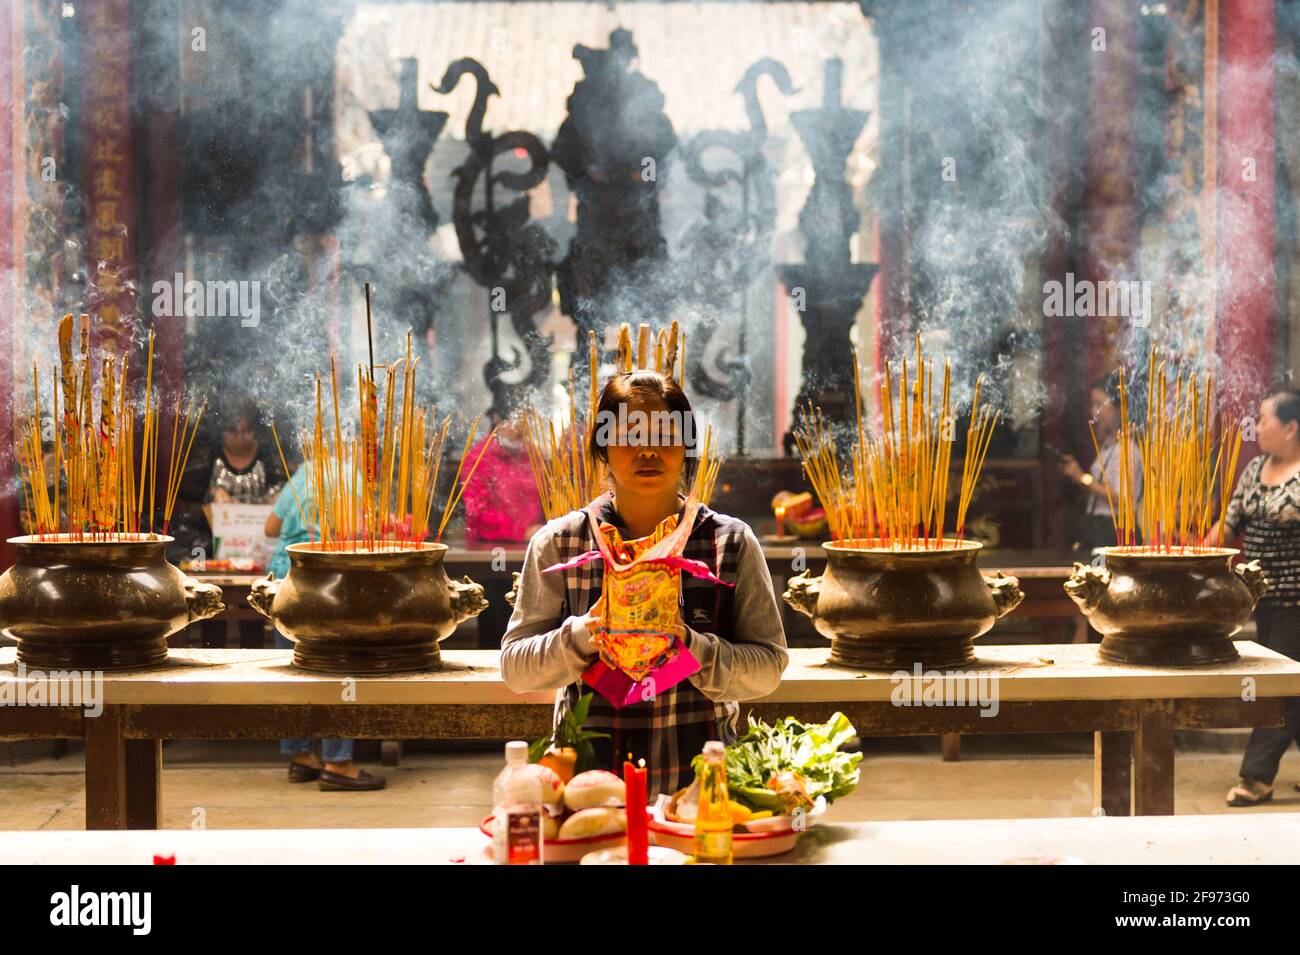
[492,741,543,865]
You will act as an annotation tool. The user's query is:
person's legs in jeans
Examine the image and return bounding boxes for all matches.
[1238,605,1300,785]
[274,631,353,766]
[321,738,354,763]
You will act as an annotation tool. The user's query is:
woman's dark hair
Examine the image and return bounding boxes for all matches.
[218,394,261,433]
[1265,385,1300,430]
[1092,372,1122,406]
[587,370,698,488]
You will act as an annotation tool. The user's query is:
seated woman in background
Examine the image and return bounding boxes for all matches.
[196,395,286,648]
[1219,387,1300,807]
[202,395,286,517]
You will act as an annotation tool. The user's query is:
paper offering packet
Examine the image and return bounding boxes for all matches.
[539,493,734,708]
[595,517,684,681]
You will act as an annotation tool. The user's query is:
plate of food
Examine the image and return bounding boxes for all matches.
[480,767,632,864]
[649,712,860,859]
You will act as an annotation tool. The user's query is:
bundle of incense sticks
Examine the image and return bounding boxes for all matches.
[1093,349,1242,552]
[270,330,495,551]
[15,313,206,540]
[793,335,1000,548]
[521,320,721,519]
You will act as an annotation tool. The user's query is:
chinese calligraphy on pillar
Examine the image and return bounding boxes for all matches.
[80,0,137,357]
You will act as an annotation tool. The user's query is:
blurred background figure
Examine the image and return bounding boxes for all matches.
[461,406,544,649]
[1060,373,1141,556]
[195,395,286,648]
[264,444,386,791]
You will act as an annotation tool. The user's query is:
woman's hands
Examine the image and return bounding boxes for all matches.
[581,594,606,631]
[576,595,606,658]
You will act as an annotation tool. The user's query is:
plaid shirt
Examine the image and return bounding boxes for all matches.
[503,491,788,798]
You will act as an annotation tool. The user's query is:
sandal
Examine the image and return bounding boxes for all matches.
[1226,779,1273,807]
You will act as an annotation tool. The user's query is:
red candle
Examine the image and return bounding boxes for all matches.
[624,760,649,865]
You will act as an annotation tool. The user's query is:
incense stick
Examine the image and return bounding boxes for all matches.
[17,316,205,540]
[794,336,999,549]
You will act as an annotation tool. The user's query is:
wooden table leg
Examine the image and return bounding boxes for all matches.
[941,733,962,761]
[83,705,127,830]
[1134,700,1176,815]
[124,738,161,830]
[1094,731,1132,816]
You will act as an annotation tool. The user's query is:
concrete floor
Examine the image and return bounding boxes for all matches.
[2,737,1299,831]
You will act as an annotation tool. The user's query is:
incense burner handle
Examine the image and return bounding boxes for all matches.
[448,575,489,623]
[1064,562,1110,616]
[249,573,279,619]
[1235,560,1269,607]
[783,569,822,619]
[984,572,1024,619]
[505,571,521,609]
[183,574,226,623]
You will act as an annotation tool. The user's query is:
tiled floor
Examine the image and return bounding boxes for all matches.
[3,737,1298,831]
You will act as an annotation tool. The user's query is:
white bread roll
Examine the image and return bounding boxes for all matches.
[558,807,627,841]
[563,770,627,811]
[542,813,560,841]
[519,764,565,805]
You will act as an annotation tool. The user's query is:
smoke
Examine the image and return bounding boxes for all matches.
[10,0,1288,503]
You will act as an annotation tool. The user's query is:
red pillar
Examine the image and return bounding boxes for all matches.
[0,2,22,566]
[79,0,139,361]
[137,0,186,411]
[1216,0,1275,419]
[1083,0,1139,396]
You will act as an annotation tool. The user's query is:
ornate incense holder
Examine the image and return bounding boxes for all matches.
[0,535,225,670]
[249,542,487,674]
[783,539,1023,669]
[1065,547,1267,666]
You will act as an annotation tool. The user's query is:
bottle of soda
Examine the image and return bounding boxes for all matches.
[693,740,733,864]
[492,741,543,865]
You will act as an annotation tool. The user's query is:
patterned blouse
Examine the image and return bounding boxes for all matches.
[1225,454,1300,607]
[203,452,284,505]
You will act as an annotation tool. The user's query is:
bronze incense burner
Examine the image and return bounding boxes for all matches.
[783,539,1023,669]
[249,541,488,674]
[1065,547,1267,666]
[0,534,225,670]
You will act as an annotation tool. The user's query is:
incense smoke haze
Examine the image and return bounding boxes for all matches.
[4,0,1294,508]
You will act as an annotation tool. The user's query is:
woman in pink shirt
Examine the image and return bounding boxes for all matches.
[462,409,544,647]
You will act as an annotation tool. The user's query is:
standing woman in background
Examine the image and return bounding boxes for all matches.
[1221,387,1300,806]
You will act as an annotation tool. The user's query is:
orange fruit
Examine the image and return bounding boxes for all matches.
[538,746,578,784]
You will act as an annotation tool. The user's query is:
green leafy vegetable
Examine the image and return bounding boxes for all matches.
[528,691,609,773]
[693,712,862,812]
